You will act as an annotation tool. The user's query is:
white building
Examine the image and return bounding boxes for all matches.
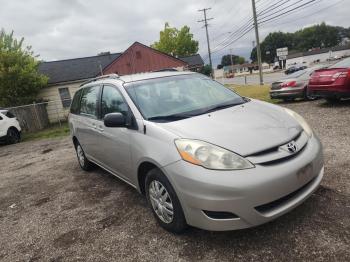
[286,45,350,68]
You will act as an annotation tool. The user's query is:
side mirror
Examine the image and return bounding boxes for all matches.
[104,113,126,128]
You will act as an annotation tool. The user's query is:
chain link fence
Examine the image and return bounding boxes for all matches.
[5,99,71,133]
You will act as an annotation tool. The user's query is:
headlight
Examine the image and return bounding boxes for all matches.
[174,139,254,170]
[284,108,313,137]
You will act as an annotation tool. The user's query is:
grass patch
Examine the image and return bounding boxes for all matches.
[227,84,278,103]
[22,122,70,142]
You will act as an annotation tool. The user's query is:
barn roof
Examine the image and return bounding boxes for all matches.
[38,42,204,85]
[179,54,204,67]
[38,53,122,84]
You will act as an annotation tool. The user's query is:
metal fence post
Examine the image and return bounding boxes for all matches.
[245,75,247,85]
[33,102,41,130]
[54,101,62,127]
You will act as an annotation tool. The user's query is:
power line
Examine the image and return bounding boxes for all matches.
[213,0,321,53]
[258,0,330,26]
[203,0,339,66]
[258,0,318,24]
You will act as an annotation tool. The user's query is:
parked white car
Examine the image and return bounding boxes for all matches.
[0,110,21,144]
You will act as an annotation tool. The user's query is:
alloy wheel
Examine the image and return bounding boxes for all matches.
[77,145,85,167]
[148,180,174,224]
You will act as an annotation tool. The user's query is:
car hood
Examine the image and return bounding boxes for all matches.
[157,100,302,156]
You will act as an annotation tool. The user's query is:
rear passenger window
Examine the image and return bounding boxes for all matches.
[70,89,83,114]
[5,111,15,118]
[79,86,99,117]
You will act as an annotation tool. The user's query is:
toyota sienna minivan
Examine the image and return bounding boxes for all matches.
[69,71,324,233]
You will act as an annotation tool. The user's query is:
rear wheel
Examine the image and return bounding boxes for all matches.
[75,142,94,171]
[145,168,187,233]
[6,128,20,144]
[282,97,295,102]
[304,87,316,101]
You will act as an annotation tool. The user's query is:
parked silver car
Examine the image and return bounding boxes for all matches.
[270,67,322,101]
[69,72,324,233]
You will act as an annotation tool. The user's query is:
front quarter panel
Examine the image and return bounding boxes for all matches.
[129,120,182,188]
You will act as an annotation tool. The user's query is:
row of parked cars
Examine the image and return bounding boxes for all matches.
[270,57,350,103]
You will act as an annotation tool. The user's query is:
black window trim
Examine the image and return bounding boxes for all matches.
[78,84,102,120]
[99,84,138,130]
[70,88,83,115]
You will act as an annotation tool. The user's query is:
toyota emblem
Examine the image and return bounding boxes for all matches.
[287,141,298,153]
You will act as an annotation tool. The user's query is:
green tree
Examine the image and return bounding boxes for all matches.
[199,64,212,76]
[294,22,340,50]
[250,31,294,63]
[0,29,47,107]
[250,23,344,63]
[151,23,199,57]
[218,54,245,68]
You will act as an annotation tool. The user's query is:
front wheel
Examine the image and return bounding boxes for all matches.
[145,169,187,233]
[326,97,341,103]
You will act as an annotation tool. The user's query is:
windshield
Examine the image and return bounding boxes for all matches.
[330,57,350,68]
[125,74,245,121]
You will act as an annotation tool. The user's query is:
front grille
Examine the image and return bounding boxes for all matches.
[259,144,306,166]
[254,176,316,215]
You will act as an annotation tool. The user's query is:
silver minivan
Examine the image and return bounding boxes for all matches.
[69,71,324,233]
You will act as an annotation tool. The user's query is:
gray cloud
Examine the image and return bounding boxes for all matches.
[0,0,349,65]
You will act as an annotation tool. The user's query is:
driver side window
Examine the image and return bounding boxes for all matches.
[101,85,128,118]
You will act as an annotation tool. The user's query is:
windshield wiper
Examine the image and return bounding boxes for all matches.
[147,113,191,121]
[202,101,245,114]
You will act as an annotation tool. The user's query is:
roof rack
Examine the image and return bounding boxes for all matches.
[80,74,120,86]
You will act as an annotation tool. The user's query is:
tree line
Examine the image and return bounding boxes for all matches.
[250,22,350,64]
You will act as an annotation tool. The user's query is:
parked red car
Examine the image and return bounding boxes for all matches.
[309,57,350,102]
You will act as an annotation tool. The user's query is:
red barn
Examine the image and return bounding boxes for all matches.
[103,42,187,75]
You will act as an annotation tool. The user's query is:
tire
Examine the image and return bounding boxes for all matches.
[282,97,295,102]
[304,87,316,101]
[6,128,20,144]
[326,97,340,103]
[75,142,94,171]
[145,168,187,233]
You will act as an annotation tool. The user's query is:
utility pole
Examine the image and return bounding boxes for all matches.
[230,48,234,68]
[230,48,234,77]
[251,0,264,85]
[198,8,213,77]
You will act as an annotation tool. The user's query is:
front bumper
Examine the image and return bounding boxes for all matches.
[308,89,350,99]
[270,87,305,99]
[163,135,323,231]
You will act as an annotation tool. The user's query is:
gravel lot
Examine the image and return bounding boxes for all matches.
[0,99,349,262]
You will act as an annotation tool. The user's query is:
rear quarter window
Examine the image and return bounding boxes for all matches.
[70,89,83,114]
[5,111,15,118]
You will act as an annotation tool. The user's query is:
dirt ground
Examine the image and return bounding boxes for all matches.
[0,99,349,262]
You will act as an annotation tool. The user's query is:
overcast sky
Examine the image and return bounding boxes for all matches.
[0,0,349,65]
